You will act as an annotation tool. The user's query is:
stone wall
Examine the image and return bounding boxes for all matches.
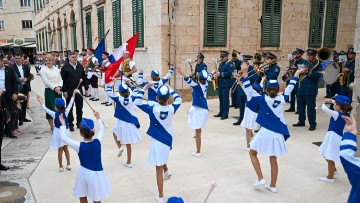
[353,0,360,126]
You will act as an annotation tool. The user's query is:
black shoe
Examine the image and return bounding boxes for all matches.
[229,105,235,108]
[214,114,222,117]
[89,97,95,101]
[92,98,99,101]
[77,124,80,129]
[220,116,228,120]
[233,120,241,125]
[23,118,32,122]
[285,108,295,112]
[0,164,10,171]
[254,129,260,133]
[292,123,305,127]
[309,126,316,131]
[69,126,74,132]
[19,121,23,126]
[6,134,17,139]
[295,111,298,114]
[234,106,239,109]
[85,94,92,98]
[101,101,108,105]
[105,103,112,106]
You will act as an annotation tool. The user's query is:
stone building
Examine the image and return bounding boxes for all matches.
[0,0,36,56]
[34,0,357,89]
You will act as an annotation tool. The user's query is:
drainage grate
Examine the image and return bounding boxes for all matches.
[312,142,322,147]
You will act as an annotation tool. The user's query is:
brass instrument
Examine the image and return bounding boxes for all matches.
[121,58,132,76]
[298,59,320,84]
[211,60,219,90]
[281,57,297,82]
[188,60,199,83]
[247,56,284,79]
[339,61,350,86]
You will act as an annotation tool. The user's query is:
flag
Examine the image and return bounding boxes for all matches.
[94,38,106,65]
[105,32,139,84]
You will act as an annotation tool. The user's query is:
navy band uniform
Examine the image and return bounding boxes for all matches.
[231,53,242,109]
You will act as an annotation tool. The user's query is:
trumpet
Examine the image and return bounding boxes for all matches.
[211,59,220,90]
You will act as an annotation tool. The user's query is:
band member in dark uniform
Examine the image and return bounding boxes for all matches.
[293,49,321,131]
[262,52,281,82]
[339,48,356,99]
[213,51,234,120]
[230,50,242,109]
[194,52,207,73]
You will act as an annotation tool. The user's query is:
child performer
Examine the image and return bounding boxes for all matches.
[176,65,212,158]
[37,91,76,172]
[110,82,142,168]
[60,111,111,203]
[239,76,266,152]
[134,83,182,203]
[319,95,352,183]
[235,63,302,193]
[137,67,174,104]
[340,114,360,203]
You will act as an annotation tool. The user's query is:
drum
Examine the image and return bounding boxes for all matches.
[322,61,340,85]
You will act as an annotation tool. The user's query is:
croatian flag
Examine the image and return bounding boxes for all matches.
[105,32,139,84]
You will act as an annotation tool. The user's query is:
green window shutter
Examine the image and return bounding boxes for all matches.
[204,0,228,47]
[42,31,46,51]
[45,31,48,51]
[86,12,92,48]
[261,0,282,47]
[132,0,144,47]
[308,0,325,47]
[59,29,63,51]
[73,23,77,50]
[97,7,105,41]
[323,0,339,48]
[112,0,122,48]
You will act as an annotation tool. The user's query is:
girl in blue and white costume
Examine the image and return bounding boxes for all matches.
[37,91,76,172]
[109,82,142,168]
[60,111,111,203]
[235,63,301,193]
[318,95,352,183]
[134,83,182,203]
[239,76,266,152]
[137,66,174,104]
[176,65,212,158]
[339,114,360,203]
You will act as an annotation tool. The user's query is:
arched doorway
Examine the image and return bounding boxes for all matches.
[70,10,77,50]
[57,17,62,51]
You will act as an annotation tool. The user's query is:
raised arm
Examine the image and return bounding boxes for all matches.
[65,96,76,116]
[162,67,175,82]
[37,95,56,118]
[170,88,182,113]
[95,119,105,143]
[340,132,360,180]
[321,103,339,119]
[283,76,299,101]
[134,86,152,114]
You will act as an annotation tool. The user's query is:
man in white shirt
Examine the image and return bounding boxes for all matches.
[85,48,100,101]
[99,52,112,106]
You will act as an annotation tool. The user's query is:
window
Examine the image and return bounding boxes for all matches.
[97,7,105,40]
[0,21,4,30]
[323,0,340,47]
[20,0,31,7]
[204,0,228,47]
[22,20,32,29]
[308,0,339,48]
[85,12,92,48]
[132,0,144,47]
[261,0,282,47]
[0,0,3,8]
[112,0,122,48]
[308,0,325,47]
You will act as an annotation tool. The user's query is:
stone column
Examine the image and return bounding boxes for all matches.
[353,0,360,127]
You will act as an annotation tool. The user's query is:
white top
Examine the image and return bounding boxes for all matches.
[77,56,84,63]
[0,67,5,91]
[16,64,24,78]
[87,55,98,64]
[39,65,63,90]
[61,119,105,153]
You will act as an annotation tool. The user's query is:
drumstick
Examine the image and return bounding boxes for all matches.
[204,181,216,203]
[77,91,108,128]
[76,79,83,89]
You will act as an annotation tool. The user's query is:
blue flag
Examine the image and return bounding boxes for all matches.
[94,38,106,66]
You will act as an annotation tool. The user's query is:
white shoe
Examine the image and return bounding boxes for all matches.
[117,147,124,157]
[253,179,265,188]
[58,167,64,172]
[191,152,201,158]
[123,163,133,168]
[164,170,172,181]
[155,195,164,203]
[334,170,340,175]
[319,177,335,183]
[265,184,278,193]
[66,165,71,171]
[243,146,250,152]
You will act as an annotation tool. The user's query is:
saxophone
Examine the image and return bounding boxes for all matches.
[338,61,349,86]
[281,58,296,82]
[211,60,219,90]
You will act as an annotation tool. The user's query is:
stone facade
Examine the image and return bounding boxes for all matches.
[352,0,360,127]
[34,0,358,89]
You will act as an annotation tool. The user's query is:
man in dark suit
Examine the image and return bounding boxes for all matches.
[0,87,10,170]
[0,57,19,139]
[213,50,235,120]
[61,52,89,131]
[12,54,32,125]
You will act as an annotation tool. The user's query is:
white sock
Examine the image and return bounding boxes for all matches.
[105,92,109,103]
[94,88,99,99]
[88,85,92,94]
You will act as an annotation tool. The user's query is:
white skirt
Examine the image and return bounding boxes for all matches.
[188,106,208,130]
[148,138,170,166]
[73,166,111,201]
[250,127,288,157]
[112,119,142,144]
[241,107,258,130]
[319,131,342,162]
[50,128,71,149]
